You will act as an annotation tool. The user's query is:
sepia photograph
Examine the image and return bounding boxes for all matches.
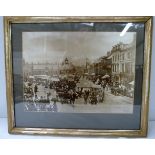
[22,31,136,114]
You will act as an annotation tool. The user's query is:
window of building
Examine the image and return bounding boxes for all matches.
[122,53,124,60]
[122,64,124,73]
[115,64,117,72]
[125,63,131,73]
[131,64,133,73]
[128,52,131,59]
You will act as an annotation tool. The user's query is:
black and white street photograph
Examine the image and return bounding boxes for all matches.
[22,31,136,113]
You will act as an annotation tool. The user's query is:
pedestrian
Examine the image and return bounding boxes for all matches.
[52,90,57,104]
[71,91,77,105]
[34,84,38,95]
[101,90,105,102]
[49,82,53,89]
[89,91,97,104]
[105,83,109,91]
[83,90,89,104]
[46,92,51,102]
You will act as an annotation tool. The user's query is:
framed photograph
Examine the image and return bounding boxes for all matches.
[4,16,152,137]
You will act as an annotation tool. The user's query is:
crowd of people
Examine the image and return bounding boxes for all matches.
[23,74,107,105]
[48,76,105,105]
[23,73,134,108]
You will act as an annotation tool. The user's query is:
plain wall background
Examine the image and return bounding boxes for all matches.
[0,16,155,120]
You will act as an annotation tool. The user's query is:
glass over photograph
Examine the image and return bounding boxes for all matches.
[5,17,152,135]
[22,31,136,114]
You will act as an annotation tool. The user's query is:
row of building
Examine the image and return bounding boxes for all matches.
[23,35,136,85]
[23,58,82,78]
[86,35,136,85]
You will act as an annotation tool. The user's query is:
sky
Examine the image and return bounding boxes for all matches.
[22,31,136,65]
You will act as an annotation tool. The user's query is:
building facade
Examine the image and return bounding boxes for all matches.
[87,52,112,76]
[23,62,60,77]
[111,38,136,85]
